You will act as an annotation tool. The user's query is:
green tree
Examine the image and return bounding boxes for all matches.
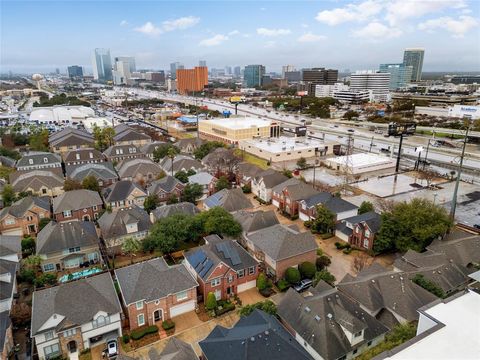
[28,129,49,151]
[34,273,57,287]
[205,292,217,310]
[298,262,316,279]
[166,194,179,204]
[82,175,100,192]
[167,147,177,176]
[144,194,160,213]
[215,176,230,192]
[296,157,307,170]
[358,201,374,215]
[256,273,268,291]
[343,110,359,120]
[181,183,204,204]
[316,255,331,271]
[153,144,179,163]
[196,207,242,237]
[193,141,225,160]
[174,170,189,184]
[122,237,141,264]
[21,237,36,256]
[1,184,16,206]
[0,146,21,160]
[412,274,445,298]
[38,218,50,232]
[93,125,115,152]
[238,300,277,317]
[311,205,335,234]
[285,267,301,284]
[313,269,336,286]
[0,166,14,180]
[282,169,293,178]
[63,179,83,191]
[22,255,42,270]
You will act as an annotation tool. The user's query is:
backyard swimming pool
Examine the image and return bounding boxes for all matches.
[59,267,102,283]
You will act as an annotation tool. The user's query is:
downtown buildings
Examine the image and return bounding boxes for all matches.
[379,63,413,90]
[403,48,425,82]
[176,66,208,94]
[350,70,390,102]
[112,56,136,85]
[91,48,112,83]
[67,65,83,79]
[244,65,265,87]
[302,68,338,95]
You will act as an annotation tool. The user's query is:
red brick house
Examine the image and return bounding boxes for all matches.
[298,192,358,222]
[52,189,103,222]
[147,176,185,204]
[271,178,318,217]
[0,196,50,236]
[115,258,198,331]
[184,236,258,301]
[335,211,381,251]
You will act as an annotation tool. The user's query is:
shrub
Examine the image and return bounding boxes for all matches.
[285,267,301,284]
[314,270,336,286]
[122,334,130,344]
[21,237,35,255]
[239,300,277,317]
[298,262,316,279]
[215,301,235,316]
[343,248,352,254]
[412,274,445,298]
[256,273,268,291]
[316,248,323,256]
[276,279,290,292]
[242,185,251,194]
[34,273,57,287]
[162,319,175,331]
[130,325,158,340]
[304,220,312,228]
[19,268,36,284]
[316,255,332,271]
[205,292,217,311]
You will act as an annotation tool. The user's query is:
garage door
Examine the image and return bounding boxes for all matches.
[299,212,310,222]
[272,199,279,208]
[170,300,196,317]
[237,280,256,293]
[2,228,22,236]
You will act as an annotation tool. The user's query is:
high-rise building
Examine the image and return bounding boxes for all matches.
[282,65,295,78]
[403,48,425,82]
[350,71,390,102]
[170,62,184,80]
[147,71,165,83]
[55,68,60,75]
[225,66,232,75]
[92,48,113,83]
[199,60,207,67]
[244,65,265,87]
[233,66,241,77]
[302,68,338,94]
[67,65,83,79]
[379,63,413,90]
[112,56,136,85]
[176,66,208,94]
[284,71,301,83]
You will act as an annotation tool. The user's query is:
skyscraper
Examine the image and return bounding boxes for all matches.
[233,66,241,77]
[282,65,295,78]
[92,48,113,83]
[403,48,425,82]
[244,65,265,87]
[350,70,390,102]
[379,63,413,90]
[170,62,184,80]
[199,60,207,67]
[225,66,232,75]
[176,66,208,94]
[302,68,338,94]
[67,65,83,79]
[112,56,136,85]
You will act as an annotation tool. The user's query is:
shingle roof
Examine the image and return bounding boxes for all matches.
[427,233,480,269]
[246,224,317,261]
[116,158,162,178]
[0,235,21,258]
[0,310,12,352]
[115,258,198,305]
[188,172,216,186]
[36,221,99,255]
[0,196,50,219]
[31,272,121,335]
[67,162,118,181]
[0,156,15,168]
[199,309,313,360]
[0,259,18,302]
[255,170,288,188]
[140,141,167,155]
[147,176,183,195]
[11,170,64,192]
[204,188,253,212]
[156,337,199,360]
[53,189,102,213]
[150,202,200,221]
[237,162,264,178]
[233,210,279,234]
[272,178,318,201]
[15,152,62,168]
[63,148,106,163]
[102,180,147,203]
[174,138,204,152]
[302,193,358,215]
[98,206,151,240]
[278,283,389,360]
[49,128,93,147]
[113,128,151,142]
[103,144,144,158]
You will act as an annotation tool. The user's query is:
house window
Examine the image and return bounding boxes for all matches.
[68,247,81,253]
[365,229,371,238]
[353,349,358,355]
[43,263,55,272]
[63,328,77,337]
[211,278,221,287]
[367,341,372,347]
[353,331,362,338]
[93,205,98,211]
[237,269,244,278]
[44,343,60,359]
[76,154,81,160]
[137,314,145,326]
[248,266,255,275]
[45,330,54,340]
[228,275,233,283]
[92,315,110,328]
[5,218,15,225]
[176,290,188,301]
[63,210,72,218]
[135,301,144,310]
[363,239,369,249]
[42,188,47,194]
[44,158,48,163]
[29,159,34,165]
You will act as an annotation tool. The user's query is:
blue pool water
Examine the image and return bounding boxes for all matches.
[59,267,102,283]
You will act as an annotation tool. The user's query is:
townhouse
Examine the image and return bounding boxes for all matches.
[251,169,288,203]
[52,190,103,222]
[140,141,167,160]
[271,178,318,217]
[298,192,358,222]
[62,148,107,167]
[160,155,204,175]
[102,180,147,210]
[150,202,200,223]
[233,209,279,247]
[335,211,381,250]
[116,158,163,184]
[48,127,94,154]
[113,124,151,147]
[147,176,184,205]
[187,172,217,200]
[203,188,253,212]
[103,144,146,163]
[0,196,50,236]
[174,138,204,154]
[10,171,64,198]
[15,152,63,176]
[66,163,118,188]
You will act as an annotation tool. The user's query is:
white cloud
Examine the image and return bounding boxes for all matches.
[162,16,200,32]
[120,20,128,27]
[315,0,382,25]
[256,28,291,36]
[134,22,162,36]
[264,41,276,48]
[418,15,478,38]
[301,23,309,28]
[352,22,402,40]
[228,30,240,36]
[199,34,228,46]
[298,32,326,42]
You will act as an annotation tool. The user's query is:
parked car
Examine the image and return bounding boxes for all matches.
[293,279,313,292]
[103,339,118,358]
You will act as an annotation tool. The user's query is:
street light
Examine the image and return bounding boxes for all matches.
[312,158,320,190]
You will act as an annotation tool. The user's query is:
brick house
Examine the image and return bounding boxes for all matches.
[102,180,147,210]
[49,127,95,154]
[235,162,264,188]
[147,176,184,205]
[62,148,107,167]
[66,163,118,189]
[115,258,198,330]
[187,172,217,200]
[0,196,50,236]
[184,236,258,301]
[335,211,381,250]
[116,158,163,184]
[52,190,103,222]
[298,192,358,222]
[271,178,318,217]
[244,224,318,281]
[251,169,288,203]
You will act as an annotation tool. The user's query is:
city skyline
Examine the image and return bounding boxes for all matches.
[1,0,480,73]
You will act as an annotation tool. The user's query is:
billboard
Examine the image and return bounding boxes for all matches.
[297,91,308,96]
[229,96,245,103]
[387,122,417,136]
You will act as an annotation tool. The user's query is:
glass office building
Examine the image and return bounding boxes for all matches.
[92,48,113,83]
[379,63,413,90]
[403,48,424,82]
[244,65,266,87]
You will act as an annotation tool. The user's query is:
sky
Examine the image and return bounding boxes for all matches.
[1,0,479,74]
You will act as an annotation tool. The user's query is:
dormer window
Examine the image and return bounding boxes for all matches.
[353,331,363,338]
[76,154,80,160]
[29,159,34,165]
[44,157,48,163]
[89,152,93,159]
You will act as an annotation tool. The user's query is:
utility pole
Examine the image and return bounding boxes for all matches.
[423,126,436,170]
[369,136,374,152]
[449,126,469,220]
[395,133,404,173]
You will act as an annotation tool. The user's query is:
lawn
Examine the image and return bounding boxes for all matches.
[234,149,269,169]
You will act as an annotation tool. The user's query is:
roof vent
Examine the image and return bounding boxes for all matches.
[264,330,269,336]
[372,279,375,283]
[305,306,311,313]
[250,337,255,342]
[327,313,333,320]
[314,315,321,322]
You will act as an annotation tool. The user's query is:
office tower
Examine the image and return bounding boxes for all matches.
[403,48,425,82]
[55,68,60,75]
[92,48,113,83]
[176,66,208,94]
[199,60,207,67]
[148,71,165,83]
[379,63,413,90]
[225,66,232,75]
[302,68,338,94]
[282,65,295,78]
[244,65,265,87]
[67,65,83,79]
[112,56,136,85]
[284,71,301,83]
[350,70,390,102]
[233,66,241,77]
[170,62,184,80]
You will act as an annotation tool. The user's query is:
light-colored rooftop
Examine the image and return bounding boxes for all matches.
[200,116,271,130]
[241,136,328,154]
[329,153,395,168]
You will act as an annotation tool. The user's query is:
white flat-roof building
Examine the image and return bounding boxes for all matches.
[381,290,480,360]
[29,106,95,124]
[326,153,396,174]
[239,136,336,162]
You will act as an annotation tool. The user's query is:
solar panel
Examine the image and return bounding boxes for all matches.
[198,259,214,278]
[188,250,206,268]
[215,242,242,266]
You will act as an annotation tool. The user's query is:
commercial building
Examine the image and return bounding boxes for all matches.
[314,83,349,97]
[282,65,295,78]
[350,70,390,102]
[233,66,241,77]
[379,63,413,90]
[239,136,335,163]
[244,65,265,87]
[176,66,208,95]
[112,56,136,85]
[198,117,275,145]
[403,48,425,82]
[333,89,371,103]
[302,68,338,94]
[199,60,207,67]
[448,104,480,120]
[450,75,480,84]
[169,62,184,80]
[91,48,113,83]
[67,65,83,79]
[146,71,165,83]
[326,153,396,174]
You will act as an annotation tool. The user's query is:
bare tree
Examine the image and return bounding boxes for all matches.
[351,253,371,274]
[417,169,439,188]
[375,198,395,213]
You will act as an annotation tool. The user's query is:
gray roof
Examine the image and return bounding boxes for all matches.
[204,188,253,212]
[0,156,15,168]
[67,162,118,181]
[0,259,18,302]
[161,157,204,174]
[0,310,12,352]
[199,309,313,360]
[103,180,147,203]
[255,169,288,188]
[103,144,144,158]
[53,189,102,213]
[278,283,389,360]
[16,152,62,168]
[0,196,50,219]
[174,138,204,152]
[246,224,317,261]
[49,128,93,147]
[150,202,200,221]
[115,257,198,305]
[140,141,167,155]
[114,128,151,142]
[188,172,216,186]
[147,176,183,195]
[31,272,121,335]
[63,148,106,163]
[272,178,318,201]
[233,210,279,234]
[36,221,99,255]
[11,170,64,192]
[427,233,480,269]
[185,237,257,280]
[0,235,21,258]
[237,162,264,178]
[117,158,162,178]
[201,148,238,169]
[156,337,199,360]
[98,206,151,240]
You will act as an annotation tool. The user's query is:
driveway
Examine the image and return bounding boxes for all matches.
[237,288,265,305]
[171,311,203,333]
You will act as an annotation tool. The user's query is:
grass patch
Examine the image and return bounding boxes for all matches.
[234,149,269,169]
